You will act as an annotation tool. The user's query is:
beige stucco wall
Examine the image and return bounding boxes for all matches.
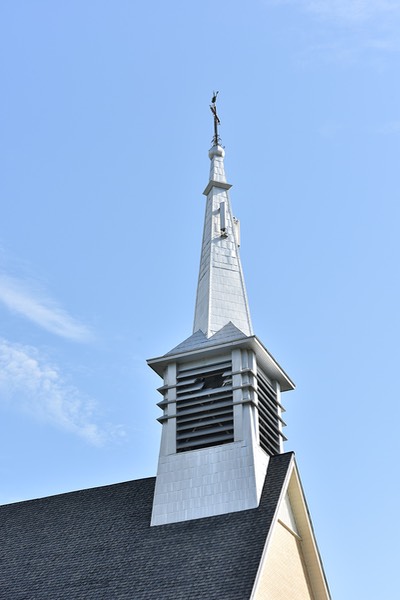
[254,521,314,600]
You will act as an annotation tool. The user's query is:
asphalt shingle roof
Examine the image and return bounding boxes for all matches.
[0,452,293,600]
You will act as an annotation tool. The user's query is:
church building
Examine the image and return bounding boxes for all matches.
[0,98,331,599]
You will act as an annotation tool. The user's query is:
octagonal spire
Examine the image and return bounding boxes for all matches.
[193,100,253,338]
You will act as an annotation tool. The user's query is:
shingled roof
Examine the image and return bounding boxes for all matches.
[0,452,293,600]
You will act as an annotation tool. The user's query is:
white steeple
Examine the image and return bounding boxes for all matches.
[193,143,253,337]
[148,96,295,526]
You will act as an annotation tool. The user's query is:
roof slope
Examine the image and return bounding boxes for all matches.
[0,453,292,600]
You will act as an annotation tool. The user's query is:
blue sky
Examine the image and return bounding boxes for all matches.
[1,1,399,597]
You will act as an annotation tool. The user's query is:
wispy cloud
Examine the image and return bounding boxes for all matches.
[0,274,93,342]
[0,339,122,445]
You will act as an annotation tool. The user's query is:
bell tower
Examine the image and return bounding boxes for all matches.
[148,95,295,526]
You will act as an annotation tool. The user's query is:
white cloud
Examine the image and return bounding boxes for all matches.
[0,274,93,342]
[0,339,117,445]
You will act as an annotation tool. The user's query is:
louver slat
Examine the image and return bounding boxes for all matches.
[176,387,232,403]
[177,432,234,451]
[179,413,232,431]
[177,401,233,418]
[177,407,234,425]
[176,361,233,452]
[257,367,286,455]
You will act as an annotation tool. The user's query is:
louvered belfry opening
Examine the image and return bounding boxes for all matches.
[176,358,233,452]
[257,368,287,456]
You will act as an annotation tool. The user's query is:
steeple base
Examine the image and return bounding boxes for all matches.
[151,441,269,526]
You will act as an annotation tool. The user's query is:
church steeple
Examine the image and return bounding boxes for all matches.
[148,96,295,526]
[193,134,252,337]
[193,94,252,338]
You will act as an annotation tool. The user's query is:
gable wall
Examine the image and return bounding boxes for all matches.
[254,520,314,600]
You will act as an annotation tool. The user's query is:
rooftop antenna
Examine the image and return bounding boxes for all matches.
[210,91,221,146]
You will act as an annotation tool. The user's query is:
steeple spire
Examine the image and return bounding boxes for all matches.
[193,94,253,338]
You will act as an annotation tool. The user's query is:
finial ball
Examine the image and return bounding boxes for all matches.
[209,145,225,159]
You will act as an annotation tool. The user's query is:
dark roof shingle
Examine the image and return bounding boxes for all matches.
[0,452,293,599]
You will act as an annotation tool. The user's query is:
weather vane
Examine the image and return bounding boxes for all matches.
[210,91,221,146]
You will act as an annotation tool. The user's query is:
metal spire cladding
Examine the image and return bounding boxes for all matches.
[193,98,253,338]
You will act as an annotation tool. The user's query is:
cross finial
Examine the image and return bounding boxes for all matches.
[210,91,221,146]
